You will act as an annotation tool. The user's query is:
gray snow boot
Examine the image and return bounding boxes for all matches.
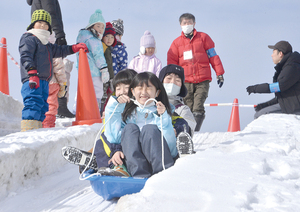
[57,97,75,118]
[193,112,205,132]
[176,125,195,157]
[61,146,98,171]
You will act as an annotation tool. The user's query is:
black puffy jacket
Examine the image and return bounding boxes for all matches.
[254,52,300,113]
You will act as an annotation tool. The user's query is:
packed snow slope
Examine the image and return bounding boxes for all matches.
[1,93,300,211]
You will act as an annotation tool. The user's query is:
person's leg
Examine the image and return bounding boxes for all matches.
[193,81,210,114]
[39,80,49,123]
[183,82,195,111]
[140,125,174,175]
[94,133,111,168]
[121,123,152,178]
[43,83,59,128]
[192,81,210,131]
[92,76,104,112]
[254,103,282,119]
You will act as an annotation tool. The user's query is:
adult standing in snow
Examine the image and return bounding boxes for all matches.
[246,41,300,118]
[27,0,75,118]
[111,19,128,75]
[167,13,225,132]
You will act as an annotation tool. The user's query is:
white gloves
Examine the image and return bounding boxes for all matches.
[101,68,109,83]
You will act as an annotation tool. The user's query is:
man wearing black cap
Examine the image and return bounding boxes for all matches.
[246,40,300,118]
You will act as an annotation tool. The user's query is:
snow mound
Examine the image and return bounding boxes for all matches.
[0,92,23,136]
[116,114,300,212]
[0,123,101,199]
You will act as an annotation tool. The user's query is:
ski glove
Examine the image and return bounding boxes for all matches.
[55,36,67,46]
[217,75,224,88]
[58,82,67,98]
[28,69,39,89]
[72,43,89,53]
[101,68,109,83]
[254,102,269,112]
[247,83,270,95]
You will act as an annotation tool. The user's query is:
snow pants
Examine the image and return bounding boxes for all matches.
[121,123,175,178]
[94,132,113,168]
[21,80,49,122]
[43,83,59,128]
[184,80,210,114]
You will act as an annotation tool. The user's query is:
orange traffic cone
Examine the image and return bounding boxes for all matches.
[0,37,9,95]
[227,98,240,132]
[72,49,102,126]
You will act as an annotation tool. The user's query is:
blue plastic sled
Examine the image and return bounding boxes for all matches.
[82,170,148,200]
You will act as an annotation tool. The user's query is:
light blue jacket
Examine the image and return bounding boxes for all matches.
[104,97,178,157]
[76,29,107,77]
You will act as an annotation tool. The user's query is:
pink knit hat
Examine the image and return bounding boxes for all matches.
[140,30,156,48]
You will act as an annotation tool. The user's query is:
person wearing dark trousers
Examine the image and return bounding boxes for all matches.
[247,41,300,118]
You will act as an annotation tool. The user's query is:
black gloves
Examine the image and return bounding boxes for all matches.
[246,83,270,95]
[55,36,67,45]
[217,75,224,88]
[254,102,269,112]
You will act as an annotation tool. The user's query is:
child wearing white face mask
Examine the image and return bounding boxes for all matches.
[167,13,225,132]
[159,64,196,139]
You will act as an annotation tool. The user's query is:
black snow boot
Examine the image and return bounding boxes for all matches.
[57,97,75,118]
[193,112,205,132]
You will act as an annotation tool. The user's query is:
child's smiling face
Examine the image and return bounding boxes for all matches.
[115,83,130,97]
[33,21,49,31]
[131,81,158,105]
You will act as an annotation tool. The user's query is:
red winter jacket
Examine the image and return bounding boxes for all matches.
[167,29,224,83]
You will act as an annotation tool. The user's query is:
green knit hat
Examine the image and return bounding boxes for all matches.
[27,9,52,33]
[86,9,105,29]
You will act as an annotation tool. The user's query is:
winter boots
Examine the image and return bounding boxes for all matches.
[97,165,131,177]
[61,146,98,171]
[21,120,42,132]
[193,112,205,132]
[176,125,195,157]
[57,97,75,118]
[42,114,56,128]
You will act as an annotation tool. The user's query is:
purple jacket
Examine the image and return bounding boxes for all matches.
[128,53,162,76]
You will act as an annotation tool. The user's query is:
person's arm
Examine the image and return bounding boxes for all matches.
[167,41,179,65]
[41,0,66,42]
[203,33,225,77]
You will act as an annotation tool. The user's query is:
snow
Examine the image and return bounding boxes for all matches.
[1,93,300,211]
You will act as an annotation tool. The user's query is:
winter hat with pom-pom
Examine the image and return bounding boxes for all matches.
[102,22,117,47]
[111,19,124,35]
[27,9,52,33]
[86,9,105,29]
[140,30,156,54]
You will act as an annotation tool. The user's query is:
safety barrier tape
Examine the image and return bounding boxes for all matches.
[204,103,256,107]
[7,52,20,68]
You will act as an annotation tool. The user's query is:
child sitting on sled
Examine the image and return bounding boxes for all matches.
[62,69,137,176]
[159,64,197,156]
[102,72,177,178]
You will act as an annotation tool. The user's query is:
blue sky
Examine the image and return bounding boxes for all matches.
[1,0,300,132]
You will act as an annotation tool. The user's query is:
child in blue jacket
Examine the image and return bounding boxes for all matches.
[104,72,177,178]
[19,9,87,131]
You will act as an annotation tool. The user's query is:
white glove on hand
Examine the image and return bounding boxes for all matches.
[101,68,109,83]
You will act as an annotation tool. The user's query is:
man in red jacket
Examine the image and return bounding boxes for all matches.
[167,13,225,131]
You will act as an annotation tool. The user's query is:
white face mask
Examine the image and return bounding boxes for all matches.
[163,83,181,96]
[181,25,194,34]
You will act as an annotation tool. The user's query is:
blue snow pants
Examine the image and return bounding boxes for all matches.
[121,123,175,178]
[21,80,49,122]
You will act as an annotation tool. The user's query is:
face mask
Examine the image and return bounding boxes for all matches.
[163,83,181,96]
[181,25,194,34]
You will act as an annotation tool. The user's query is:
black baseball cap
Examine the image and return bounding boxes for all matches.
[268,41,292,54]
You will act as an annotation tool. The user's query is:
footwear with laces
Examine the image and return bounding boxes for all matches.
[97,164,131,177]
